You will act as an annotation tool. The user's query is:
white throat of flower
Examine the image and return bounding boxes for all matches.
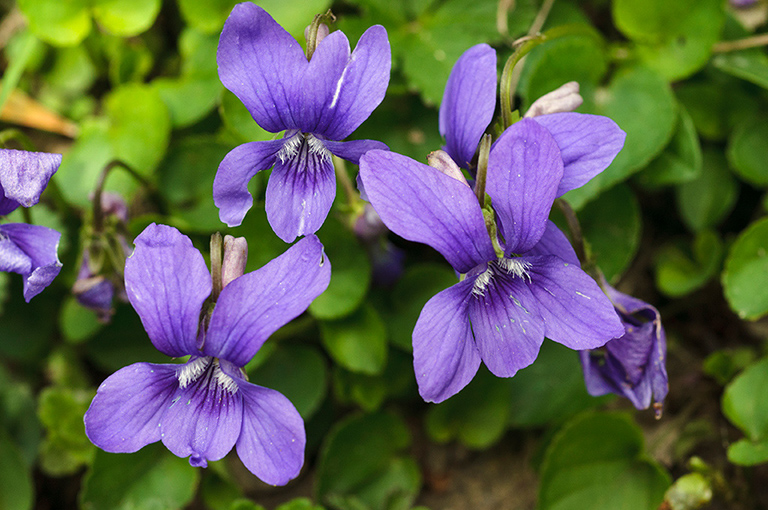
[277,132,332,165]
[472,257,532,297]
[177,356,238,394]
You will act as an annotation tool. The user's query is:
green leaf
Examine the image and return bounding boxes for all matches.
[91,0,161,36]
[676,147,738,232]
[80,444,199,510]
[37,386,96,476]
[333,351,414,412]
[722,357,768,441]
[0,366,41,467]
[105,84,171,177]
[508,341,607,428]
[248,344,327,420]
[566,66,677,209]
[662,472,713,509]
[539,412,671,510]
[655,230,723,297]
[579,184,641,282]
[59,296,104,344]
[320,304,387,375]
[17,0,91,46]
[219,90,275,144]
[639,107,702,187]
[722,217,768,320]
[713,49,768,90]
[727,117,768,186]
[426,367,512,449]
[612,0,698,42]
[727,438,768,466]
[310,217,371,320]
[276,499,326,510]
[0,429,33,510]
[703,347,756,386]
[316,411,418,510]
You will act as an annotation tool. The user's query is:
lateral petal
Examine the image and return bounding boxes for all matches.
[413,278,481,403]
[0,223,62,302]
[525,220,580,265]
[323,138,388,165]
[125,223,211,357]
[359,149,495,274]
[0,149,61,207]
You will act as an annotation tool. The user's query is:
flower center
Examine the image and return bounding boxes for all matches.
[472,257,532,297]
[277,132,332,165]
[177,356,238,394]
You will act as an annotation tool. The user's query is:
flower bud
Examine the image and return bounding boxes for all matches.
[427,150,470,187]
[354,203,388,241]
[221,235,248,288]
[304,23,330,51]
[524,81,583,118]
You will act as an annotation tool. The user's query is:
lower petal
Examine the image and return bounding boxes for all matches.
[0,223,62,302]
[213,140,284,227]
[84,363,178,453]
[413,278,481,403]
[235,382,305,486]
[526,255,624,349]
[468,269,545,377]
[266,138,336,242]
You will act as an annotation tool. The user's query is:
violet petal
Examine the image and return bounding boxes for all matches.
[323,138,388,165]
[525,220,580,266]
[0,149,61,207]
[0,223,62,302]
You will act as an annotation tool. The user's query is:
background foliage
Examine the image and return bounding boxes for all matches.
[1,0,768,508]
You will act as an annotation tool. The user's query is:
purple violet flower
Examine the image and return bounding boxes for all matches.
[213,3,391,242]
[0,148,63,302]
[358,43,628,403]
[580,282,669,416]
[84,224,331,484]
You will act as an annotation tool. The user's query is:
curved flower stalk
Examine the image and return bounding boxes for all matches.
[358,42,629,403]
[580,281,669,416]
[213,2,391,242]
[85,224,331,484]
[0,148,63,302]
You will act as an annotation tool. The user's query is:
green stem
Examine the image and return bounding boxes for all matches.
[474,134,492,207]
[210,232,223,301]
[305,9,336,60]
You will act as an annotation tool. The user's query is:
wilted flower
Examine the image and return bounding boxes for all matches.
[580,282,669,416]
[85,224,331,484]
[0,148,62,301]
[213,2,391,242]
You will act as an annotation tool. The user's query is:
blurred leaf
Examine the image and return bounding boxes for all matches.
[316,411,418,510]
[640,107,702,187]
[579,183,641,282]
[508,341,608,428]
[662,472,713,510]
[539,412,671,510]
[727,438,768,466]
[703,347,757,386]
[727,116,768,186]
[320,304,387,375]
[655,230,722,297]
[676,148,738,232]
[45,45,97,95]
[519,32,608,110]
[0,289,56,362]
[612,0,697,41]
[713,49,768,90]
[45,347,90,389]
[566,66,677,209]
[17,0,91,46]
[229,500,266,510]
[722,356,768,442]
[37,386,96,476]
[105,84,171,176]
[333,351,414,411]
[219,90,276,144]
[0,31,42,115]
[248,344,327,420]
[103,36,154,86]
[722,217,768,320]
[276,498,326,510]
[426,367,511,449]
[0,366,41,467]
[80,444,199,510]
[0,429,33,510]
[59,296,104,344]
[385,263,457,350]
[310,217,371,320]
[91,0,161,36]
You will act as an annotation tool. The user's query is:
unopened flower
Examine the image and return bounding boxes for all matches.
[0,148,62,302]
[213,3,391,242]
[524,81,583,118]
[580,282,668,416]
[85,224,331,484]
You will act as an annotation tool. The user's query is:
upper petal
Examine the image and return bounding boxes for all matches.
[413,277,481,403]
[235,381,305,486]
[323,138,388,165]
[532,113,626,197]
[161,358,244,467]
[524,255,624,350]
[439,44,497,169]
[0,223,62,302]
[0,149,61,207]
[217,3,307,132]
[311,25,391,140]
[359,149,495,274]
[84,362,179,453]
[204,235,331,366]
[265,136,336,242]
[125,223,211,357]
[468,262,546,377]
[213,139,284,228]
[487,118,563,255]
